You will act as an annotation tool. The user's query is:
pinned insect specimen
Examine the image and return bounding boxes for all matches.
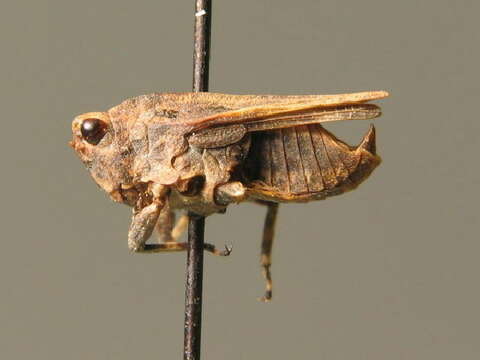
[70,90,388,300]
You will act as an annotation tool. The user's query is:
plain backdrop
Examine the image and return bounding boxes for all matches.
[1,1,479,359]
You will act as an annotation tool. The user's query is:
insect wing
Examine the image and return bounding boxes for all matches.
[186,91,388,148]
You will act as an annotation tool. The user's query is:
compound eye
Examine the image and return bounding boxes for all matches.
[80,118,108,145]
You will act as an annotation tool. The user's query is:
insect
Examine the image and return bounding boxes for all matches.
[70,90,388,300]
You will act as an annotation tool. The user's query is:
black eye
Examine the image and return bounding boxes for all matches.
[80,118,108,145]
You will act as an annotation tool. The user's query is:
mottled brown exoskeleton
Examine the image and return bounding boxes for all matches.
[70,90,388,300]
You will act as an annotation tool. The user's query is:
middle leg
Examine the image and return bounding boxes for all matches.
[156,201,189,243]
[153,205,228,256]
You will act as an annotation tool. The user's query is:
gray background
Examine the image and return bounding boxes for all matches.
[1,0,479,359]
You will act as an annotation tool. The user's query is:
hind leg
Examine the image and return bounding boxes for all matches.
[257,201,279,302]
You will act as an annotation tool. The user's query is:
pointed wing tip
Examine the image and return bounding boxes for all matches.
[373,90,389,99]
[361,90,389,100]
[331,90,389,104]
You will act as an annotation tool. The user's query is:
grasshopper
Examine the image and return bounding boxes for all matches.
[70,90,388,300]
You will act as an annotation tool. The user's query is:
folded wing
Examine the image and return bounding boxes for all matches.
[186,91,388,149]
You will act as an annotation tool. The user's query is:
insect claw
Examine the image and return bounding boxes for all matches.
[223,244,233,256]
[203,243,232,256]
[258,293,272,303]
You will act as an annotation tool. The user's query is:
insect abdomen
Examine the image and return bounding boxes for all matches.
[245,125,381,202]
